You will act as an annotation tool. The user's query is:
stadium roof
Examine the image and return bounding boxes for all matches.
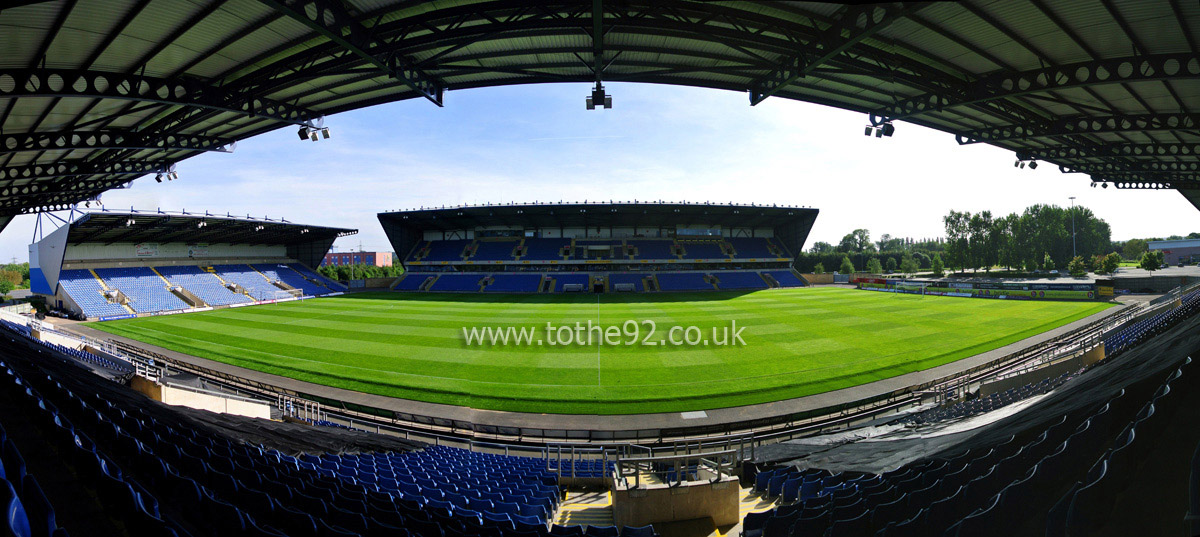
[378,202,817,231]
[3,0,1200,231]
[65,210,356,246]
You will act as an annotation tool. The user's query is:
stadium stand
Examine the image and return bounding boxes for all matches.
[429,274,483,292]
[576,240,625,260]
[738,295,1200,537]
[2,319,131,372]
[416,239,472,262]
[154,265,253,306]
[762,270,806,288]
[521,239,571,261]
[713,272,768,290]
[655,273,714,291]
[288,263,348,291]
[394,274,433,291]
[472,241,521,262]
[608,273,645,292]
[677,241,727,260]
[0,324,658,537]
[93,267,190,314]
[212,265,285,301]
[900,373,1071,426]
[553,273,589,291]
[629,240,675,260]
[252,264,331,296]
[1105,288,1200,357]
[56,269,131,318]
[485,274,542,293]
[727,238,777,259]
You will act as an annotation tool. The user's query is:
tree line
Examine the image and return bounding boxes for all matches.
[796,203,1197,276]
[317,263,405,281]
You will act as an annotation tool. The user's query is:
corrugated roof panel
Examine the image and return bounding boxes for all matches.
[0,1,66,69]
[43,2,138,69]
[149,2,275,78]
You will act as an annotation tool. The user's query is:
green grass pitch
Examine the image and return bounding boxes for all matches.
[90,288,1112,415]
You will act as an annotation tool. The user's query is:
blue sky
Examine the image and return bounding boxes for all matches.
[3,82,1199,262]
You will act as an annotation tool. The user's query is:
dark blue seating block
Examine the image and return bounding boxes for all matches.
[2,441,25,494]
[584,526,619,537]
[0,479,31,537]
[20,475,55,537]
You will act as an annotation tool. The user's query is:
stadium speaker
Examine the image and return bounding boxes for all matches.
[1028,161,1038,169]
[881,123,895,137]
[297,127,310,140]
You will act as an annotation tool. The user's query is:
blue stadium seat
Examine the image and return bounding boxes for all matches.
[714,272,768,290]
[56,270,130,318]
[154,265,254,306]
[655,272,713,291]
[94,267,190,314]
[429,274,483,292]
[1,479,32,537]
[762,270,805,287]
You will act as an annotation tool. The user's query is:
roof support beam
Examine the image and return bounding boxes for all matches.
[0,68,322,126]
[1089,175,1200,190]
[1018,142,1200,161]
[0,160,170,183]
[955,112,1200,144]
[750,3,912,106]
[875,53,1200,123]
[0,130,235,156]
[256,0,444,106]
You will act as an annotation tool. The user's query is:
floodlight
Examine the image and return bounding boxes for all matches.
[310,131,319,141]
[864,125,874,136]
[321,128,330,139]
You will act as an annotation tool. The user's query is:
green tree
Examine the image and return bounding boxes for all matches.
[913,252,931,269]
[809,242,834,254]
[812,262,825,274]
[1188,232,1200,239]
[0,279,12,301]
[1024,257,1038,273]
[1139,250,1165,272]
[900,252,918,277]
[1103,252,1122,275]
[885,257,897,272]
[1123,238,1148,260]
[943,210,971,273]
[866,257,883,274]
[1043,252,1055,271]
[1067,256,1088,277]
[839,255,855,274]
[931,253,945,277]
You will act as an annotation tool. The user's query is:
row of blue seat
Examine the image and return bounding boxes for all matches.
[0,328,641,537]
[0,420,66,537]
[1104,288,1200,356]
[1,320,131,372]
[411,238,788,263]
[741,342,1199,536]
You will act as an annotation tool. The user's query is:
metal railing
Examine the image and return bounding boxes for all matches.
[614,449,738,489]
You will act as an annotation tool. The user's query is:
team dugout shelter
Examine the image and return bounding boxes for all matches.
[378,202,818,293]
[30,210,355,320]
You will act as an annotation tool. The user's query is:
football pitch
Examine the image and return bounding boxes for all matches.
[90,288,1113,415]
